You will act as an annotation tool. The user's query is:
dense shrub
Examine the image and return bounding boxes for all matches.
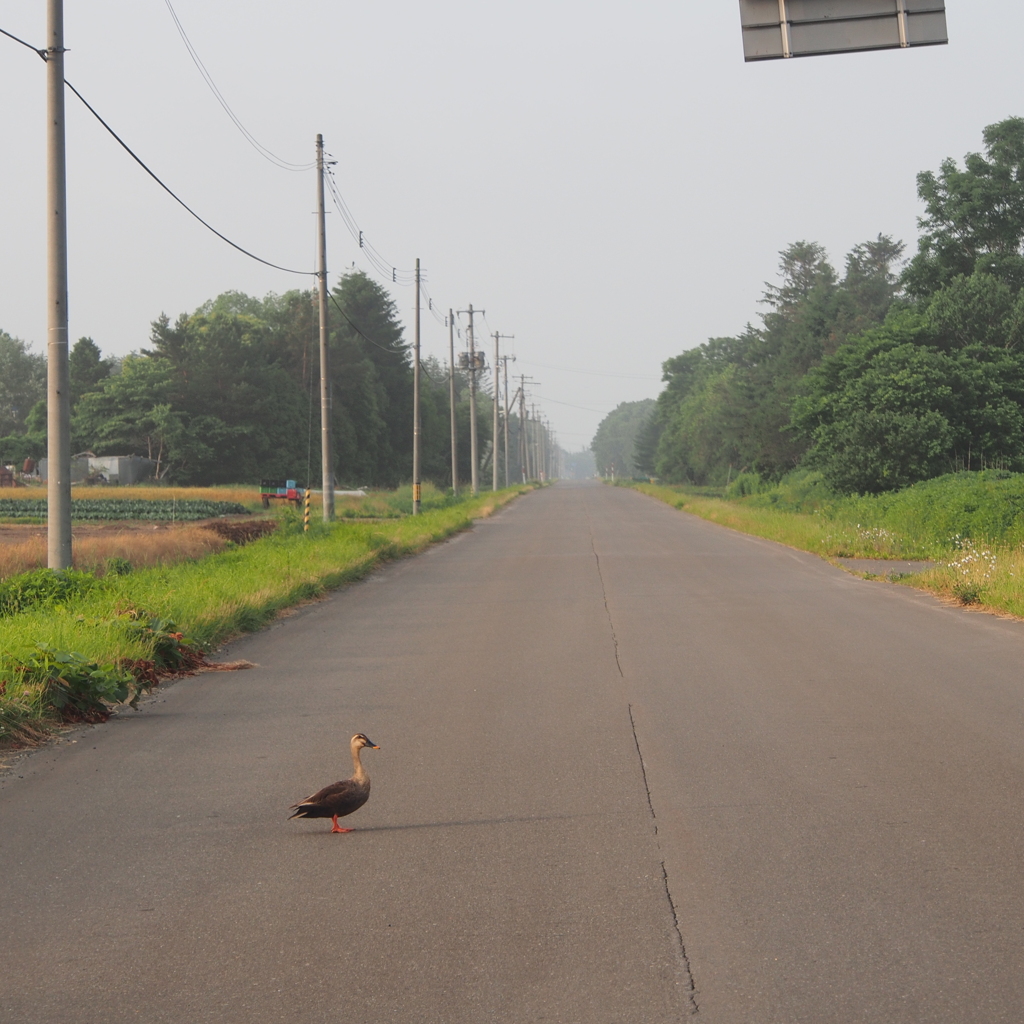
[0,568,98,617]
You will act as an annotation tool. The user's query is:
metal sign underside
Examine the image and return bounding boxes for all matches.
[739,0,947,61]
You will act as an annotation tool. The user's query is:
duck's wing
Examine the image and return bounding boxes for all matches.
[291,778,353,808]
[289,778,368,818]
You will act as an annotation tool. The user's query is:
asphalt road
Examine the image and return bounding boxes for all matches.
[3,481,1024,1022]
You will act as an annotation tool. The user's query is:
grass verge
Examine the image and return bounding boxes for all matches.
[627,482,935,559]
[0,486,531,747]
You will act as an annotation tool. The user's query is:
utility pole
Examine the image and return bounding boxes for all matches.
[46,0,71,569]
[459,305,482,495]
[501,354,515,487]
[518,377,529,480]
[412,258,421,514]
[517,375,537,481]
[536,401,544,481]
[524,397,532,481]
[316,134,333,522]
[448,309,457,496]
[491,332,513,491]
[541,416,548,481]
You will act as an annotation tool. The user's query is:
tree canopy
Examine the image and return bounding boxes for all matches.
[632,117,1024,495]
[2,270,495,487]
[591,399,656,477]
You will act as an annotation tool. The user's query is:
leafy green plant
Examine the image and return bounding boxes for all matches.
[120,610,204,672]
[105,557,133,577]
[25,644,135,720]
[0,568,98,617]
[952,581,984,605]
[0,498,247,521]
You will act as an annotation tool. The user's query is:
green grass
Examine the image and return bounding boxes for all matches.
[334,481,459,519]
[0,486,532,746]
[626,482,927,558]
[632,470,1024,558]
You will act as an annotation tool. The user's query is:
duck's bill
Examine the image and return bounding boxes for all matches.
[367,739,380,749]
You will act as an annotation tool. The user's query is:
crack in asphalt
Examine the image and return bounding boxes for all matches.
[588,523,624,678]
[587,506,700,1016]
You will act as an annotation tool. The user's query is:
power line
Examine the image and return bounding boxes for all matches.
[0,26,45,59]
[64,79,313,276]
[420,284,449,326]
[161,0,314,172]
[2,27,313,274]
[535,394,612,414]
[327,291,451,386]
[418,358,451,387]
[323,166,416,284]
[327,291,407,355]
[521,359,661,381]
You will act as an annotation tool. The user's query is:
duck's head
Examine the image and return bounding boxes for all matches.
[351,733,380,751]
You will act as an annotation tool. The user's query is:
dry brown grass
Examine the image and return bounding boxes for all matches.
[0,525,227,579]
[3,484,262,508]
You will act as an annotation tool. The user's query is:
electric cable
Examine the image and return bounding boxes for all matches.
[327,291,408,355]
[323,163,418,285]
[521,359,661,381]
[64,79,313,276]
[534,395,612,414]
[418,358,451,387]
[0,26,45,59]
[419,284,448,326]
[162,0,314,171]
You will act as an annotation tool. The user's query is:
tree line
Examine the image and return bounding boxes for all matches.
[0,270,530,488]
[623,116,1024,495]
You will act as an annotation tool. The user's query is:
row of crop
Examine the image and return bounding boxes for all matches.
[0,498,248,521]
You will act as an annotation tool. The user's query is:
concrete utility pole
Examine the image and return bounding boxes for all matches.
[448,309,457,496]
[518,375,530,481]
[541,416,548,481]
[501,354,515,488]
[412,258,421,514]
[491,332,513,491]
[46,0,71,569]
[524,399,532,479]
[316,134,333,522]
[536,401,544,481]
[459,305,482,495]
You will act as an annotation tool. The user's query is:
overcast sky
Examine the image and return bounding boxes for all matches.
[0,2,1018,449]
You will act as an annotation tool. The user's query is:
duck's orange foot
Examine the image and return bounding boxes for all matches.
[330,825,353,833]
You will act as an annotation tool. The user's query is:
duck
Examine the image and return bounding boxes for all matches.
[289,733,380,833]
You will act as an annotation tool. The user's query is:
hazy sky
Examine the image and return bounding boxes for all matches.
[0,2,1018,449]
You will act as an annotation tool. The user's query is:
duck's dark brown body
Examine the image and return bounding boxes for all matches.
[289,733,379,833]
[288,776,370,821]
